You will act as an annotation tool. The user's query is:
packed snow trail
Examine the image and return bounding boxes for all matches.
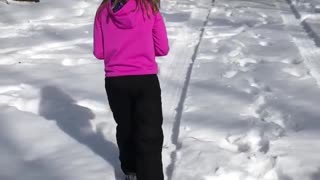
[165,1,214,180]
[173,0,320,180]
[156,0,213,179]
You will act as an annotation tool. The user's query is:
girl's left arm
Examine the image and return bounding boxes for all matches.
[153,12,169,57]
[93,12,104,60]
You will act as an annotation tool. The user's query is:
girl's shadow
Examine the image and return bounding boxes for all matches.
[39,86,123,180]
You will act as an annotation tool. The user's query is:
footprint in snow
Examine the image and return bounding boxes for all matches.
[282,67,311,79]
[238,9,245,14]
[246,154,278,178]
[247,77,272,93]
[260,107,298,131]
[228,47,242,58]
[224,129,270,154]
[205,167,256,180]
[250,33,272,47]
[222,69,238,79]
[247,91,295,131]
[256,18,269,26]
[252,33,264,39]
[259,40,272,47]
[222,57,258,79]
[240,94,266,118]
[217,130,278,179]
[258,12,268,19]
[226,10,233,17]
[259,121,286,140]
[281,58,304,65]
[207,156,278,180]
[249,32,271,46]
[236,58,259,67]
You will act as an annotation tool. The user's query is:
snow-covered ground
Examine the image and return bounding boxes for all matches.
[173,0,320,179]
[1,0,320,180]
[287,0,320,45]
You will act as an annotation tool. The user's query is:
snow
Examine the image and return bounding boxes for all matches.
[172,0,320,180]
[1,0,320,180]
[287,0,320,47]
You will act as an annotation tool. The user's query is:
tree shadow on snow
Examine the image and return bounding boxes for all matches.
[38,85,123,180]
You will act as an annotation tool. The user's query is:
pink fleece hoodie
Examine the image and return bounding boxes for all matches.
[93,0,169,77]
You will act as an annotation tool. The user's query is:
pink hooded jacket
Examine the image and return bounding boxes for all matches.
[93,0,169,77]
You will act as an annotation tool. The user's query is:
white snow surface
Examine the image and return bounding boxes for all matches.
[1,0,320,180]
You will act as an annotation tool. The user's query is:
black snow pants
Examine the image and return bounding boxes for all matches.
[105,74,164,180]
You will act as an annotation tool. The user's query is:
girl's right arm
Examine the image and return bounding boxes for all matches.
[93,11,105,60]
[153,12,169,57]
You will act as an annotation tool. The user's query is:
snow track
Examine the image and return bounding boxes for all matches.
[275,0,320,87]
[284,0,320,46]
[165,1,214,180]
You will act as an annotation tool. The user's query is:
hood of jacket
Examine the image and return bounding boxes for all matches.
[107,0,138,29]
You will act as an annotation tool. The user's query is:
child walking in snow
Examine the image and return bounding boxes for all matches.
[93,0,169,180]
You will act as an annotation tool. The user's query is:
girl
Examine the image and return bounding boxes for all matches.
[93,0,169,180]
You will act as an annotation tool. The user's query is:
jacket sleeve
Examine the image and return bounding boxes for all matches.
[153,12,170,57]
[93,12,104,60]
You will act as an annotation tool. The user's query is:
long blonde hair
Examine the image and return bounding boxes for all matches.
[100,0,160,15]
